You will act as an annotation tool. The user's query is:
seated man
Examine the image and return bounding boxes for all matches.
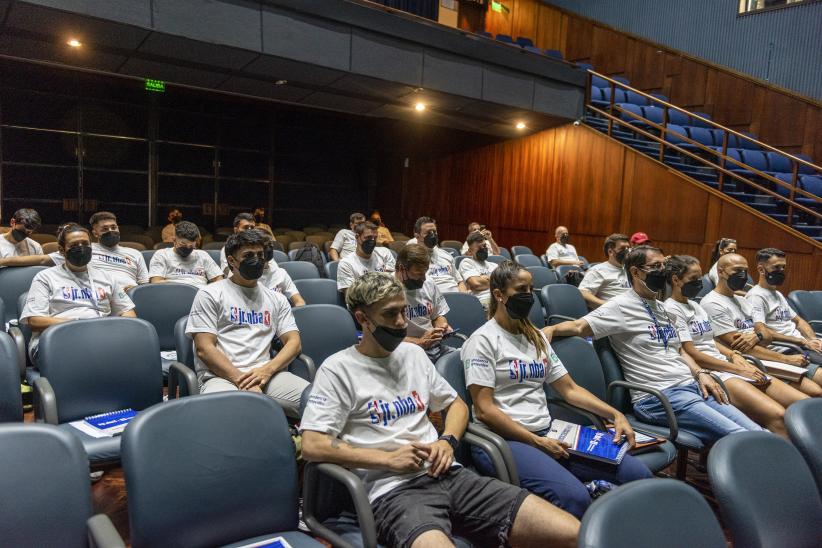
[0,208,47,267]
[187,229,308,417]
[337,222,395,296]
[329,212,366,261]
[259,234,305,307]
[408,216,467,294]
[20,223,136,363]
[219,212,258,274]
[162,209,183,243]
[701,253,822,396]
[547,246,762,444]
[746,248,822,364]
[460,221,500,255]
[629,232,651,247]
[545,226,584,269]
[395,243,455,363]
[578,233,632,309]
[300,272,579,548]
[49,211,148,292]
[458,231,498,310]
[149,221,223,288]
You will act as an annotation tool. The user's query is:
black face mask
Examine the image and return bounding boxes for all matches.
[423,232,438,249]
[237,257,265,280]
[727,271,748,291]
[505,292,534,320]
[10,228,27,243]
[361,238,377,255]
[615,248,629,264]
[66,245,93,267]
[560,234,569,245]
[476,248,489,262]
[367,317,407,353]
[641,270,667,293]
[765,270,785,287]
[402,270,424,291]
[681,279,703,299]
[100,231,120,248]
[176,246,194,258]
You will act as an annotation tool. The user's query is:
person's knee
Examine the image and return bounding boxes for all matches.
[618,456,654,483]
[509,494,578,548]
[556,482,592,519]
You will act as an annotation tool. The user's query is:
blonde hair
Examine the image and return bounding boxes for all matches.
[489,261,548,358]
[345,271,404,312]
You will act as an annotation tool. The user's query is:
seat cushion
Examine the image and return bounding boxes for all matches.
[323,513,473,548]
[626,416,705,451]
[222,531,324,548]
[631,440,678,473]
[56,423,122,465]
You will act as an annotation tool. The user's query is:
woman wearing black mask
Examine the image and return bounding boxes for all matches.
[664,255,807,439]
[462,261,651,519]
[458,231,497,312]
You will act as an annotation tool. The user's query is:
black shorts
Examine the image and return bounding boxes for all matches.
[371,467,530,548]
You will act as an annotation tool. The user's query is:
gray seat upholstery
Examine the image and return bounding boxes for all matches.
[0,265,46,325]
[708,431,822,548]
[556,264,582,281]
[527,290,546,327]
[140,249,155,266]
[292,304,358,368]
[281,261,321,280]
[272,249,289,263]
[540,284,588,325]
[127,284,198,351]
[0,332,22,422]
[513,253,543,268]
[526,265,559,289]
[325,260,339,280]
[787,290,822,334]
[0,423,124,547]
[442,293,486,346]
[578,478,725,548]
[785,398,822,498]
[122,392,323,548]
[295,279,343,306]
[206,249,221,266]
[511,245,532,256]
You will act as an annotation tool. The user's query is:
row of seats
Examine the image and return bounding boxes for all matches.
[475,31,564,60]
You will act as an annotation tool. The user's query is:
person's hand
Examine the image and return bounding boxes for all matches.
[731,332,759,352]
[697,372,729,404]
[481,229,493,239]
[611,413,636,448]
[576,260,585,267]
[786,353,810,367]
[122,285,136,293]
[419,328,444,349]
[385,443,431,474]
[731,355,769,386]
[236,366,274,391]
[416,440,454,478]
[541,326,555,343]
[532,435,570,459]
[804,339,822,352]
[246,384,263,394]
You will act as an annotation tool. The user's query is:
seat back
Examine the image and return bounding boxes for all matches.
[0,424,93,548]
[513,254,543,268]
[540,284,587,325]
[641,106,664,125]
[0,333,22,422]
[292,304,358,368]
[589,86,603,102]
[545,48,563,59]
[280,261,320,281]
[667,109,690,126]
[141,249,155,266]
[740,149,768,172]
[695,274,714,301]
[325,260,339,281]
[617,103,643,122]
[708,431,822,548]
[0,266,47,325]
[787,290,821,324]
[625,90,647,105]
[173,316,195,369]
[38,317,163,423]
[686,126,714,146]
[591,74,609,88]
[555,264,582,282]
[551,337,607,402]
[527,290,545,327]
[765,151,792,173]
[525,266,559,289]
[123,392,300,548]
[16,292,32,347]
[203,241,224,250]
[486,255,507,265]
[801,175,822,197]
[128,284,199,350]
[435,351,478,466]
[442,293,487,341]
[294,279,341,306]
[206,249,221,266]
[497,247,511,259]
[579,478,725,548]
[593,338,631,413]
[510,245,533,256]
[440,240,462,253]
[272,249,289,263]
[785,399,822,497]
[665,123,688,145]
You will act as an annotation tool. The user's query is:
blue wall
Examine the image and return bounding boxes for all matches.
[543,0,822,100]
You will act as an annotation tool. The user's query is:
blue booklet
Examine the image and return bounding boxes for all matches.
[84,408,136,434]
[233,537,293,548]
[546,419,630,465]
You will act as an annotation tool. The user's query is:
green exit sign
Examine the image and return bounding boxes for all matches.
[145,79,165,92]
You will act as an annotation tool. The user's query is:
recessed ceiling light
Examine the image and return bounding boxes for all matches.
[67,38,82,48]
[274,79,287,86]
[515,121,526,130]
[415,102,426,112]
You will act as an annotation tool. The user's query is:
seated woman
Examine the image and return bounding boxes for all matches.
[664,255,808,438]
[461,260,652,519]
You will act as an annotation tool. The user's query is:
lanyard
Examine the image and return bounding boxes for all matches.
[641,299,672,352]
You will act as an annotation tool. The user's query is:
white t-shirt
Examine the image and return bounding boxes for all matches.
[336,248,395,290]
[53,243,149,288]
[707,262,719,286]
[584,290,693,403]
[458,258,498,308]
[149,248,222,288]
[330,229,358,259]
[699,291,756,336]
[460,239,492,255]
[462,319,567,431]
[545,242,579,264]
[20,264,135,356]
[186,279,298,381]
[259,261,299,299]
[404,279,449,339]
[745,285,801,338]
[579,261,630,301]
[0,235,43,263]
[300,343,458,502]
[427,247,463,294]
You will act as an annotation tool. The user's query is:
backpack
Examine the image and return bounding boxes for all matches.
[564,269,585,287]
[293,243,326,278]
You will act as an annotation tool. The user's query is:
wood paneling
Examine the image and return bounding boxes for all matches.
[383,124,822,293]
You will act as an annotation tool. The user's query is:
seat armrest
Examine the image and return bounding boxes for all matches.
[461,430,511,484]
[770,341,804,354]
[8,326,26,378]
[32,376,58,424]
[87,514,126,548]
[606,380,679,442]
[547,314,578,325]
[807,319,820,335]
[167,362,198,399]
[303,462,373,548]
[299,353,316,380]
[742,354,767,372]
[466,423,520,485]
[546,397,608,431]
[708,373,730,398]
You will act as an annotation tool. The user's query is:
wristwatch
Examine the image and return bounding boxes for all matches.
[755,332,764,342]
[438,434,459,452]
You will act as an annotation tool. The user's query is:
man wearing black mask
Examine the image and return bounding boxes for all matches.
[0,208,48,267]
[701,253,822,397]
[20,223,136,364]
[579,233,632,309]
[544,226,584,269]
[459,231,498,311]
[186,229,308,417]
[149,221,222,288]
[409,216,467,294]
[85,212,149,291]
[337,221,395,297]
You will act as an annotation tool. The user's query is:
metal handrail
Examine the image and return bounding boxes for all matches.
[585,71,821,227]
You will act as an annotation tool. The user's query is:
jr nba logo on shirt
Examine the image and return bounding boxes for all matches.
[508,359,547,382]
[61,286,105,302]
[689,319,712,336]
[229,307,271,327]
[734,318,754,330]
[647,324,678,343]
[406,302,434,319]
[368,391,425,426]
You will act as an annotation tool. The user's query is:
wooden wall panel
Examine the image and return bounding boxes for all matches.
[535,7,564,51]
[383,124,822,293]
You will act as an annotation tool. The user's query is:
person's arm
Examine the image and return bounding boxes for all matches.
[135,256,150,285]
[193,332,245,385]
[421,396,468,477]
[579,288,606,310]
[795,317,822,351]
[0,254,54,267]
[207,275,223,284]
[550,257,584,267]
[746,343,810,367]
[27,316,72,332]
[755,320,807,348]
[464,275,489,292]
[457,281,468,293]
[483,233,500,255]
[120,309,137,318]
[432,315,449,330]
[328,248,340,261]
[405,328,444,349]
[236,329,301,390]
[543,318,594,340]
[301,431,429,474]
[149,276,168,283]
[289,293,306,307]
[681,340,768,385]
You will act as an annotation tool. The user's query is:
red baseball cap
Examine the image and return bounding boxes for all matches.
[630,232,650,245]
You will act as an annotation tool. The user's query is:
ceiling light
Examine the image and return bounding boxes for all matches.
[274,79,287,86]
[515,121,526,130]
[414,102,426,112]
[67,38,82,48]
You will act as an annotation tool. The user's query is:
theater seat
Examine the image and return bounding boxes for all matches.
[292,304,358,369]
[513,253,543,268]
[787,290,822,334]
[525,266,559,289]
[785,399,822,497]
[294,279,342,306]
[442,293,486,344]
[539,284,587,325]
[0,333,22,423]
[0,265,47,326]
[281,261,321,281]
